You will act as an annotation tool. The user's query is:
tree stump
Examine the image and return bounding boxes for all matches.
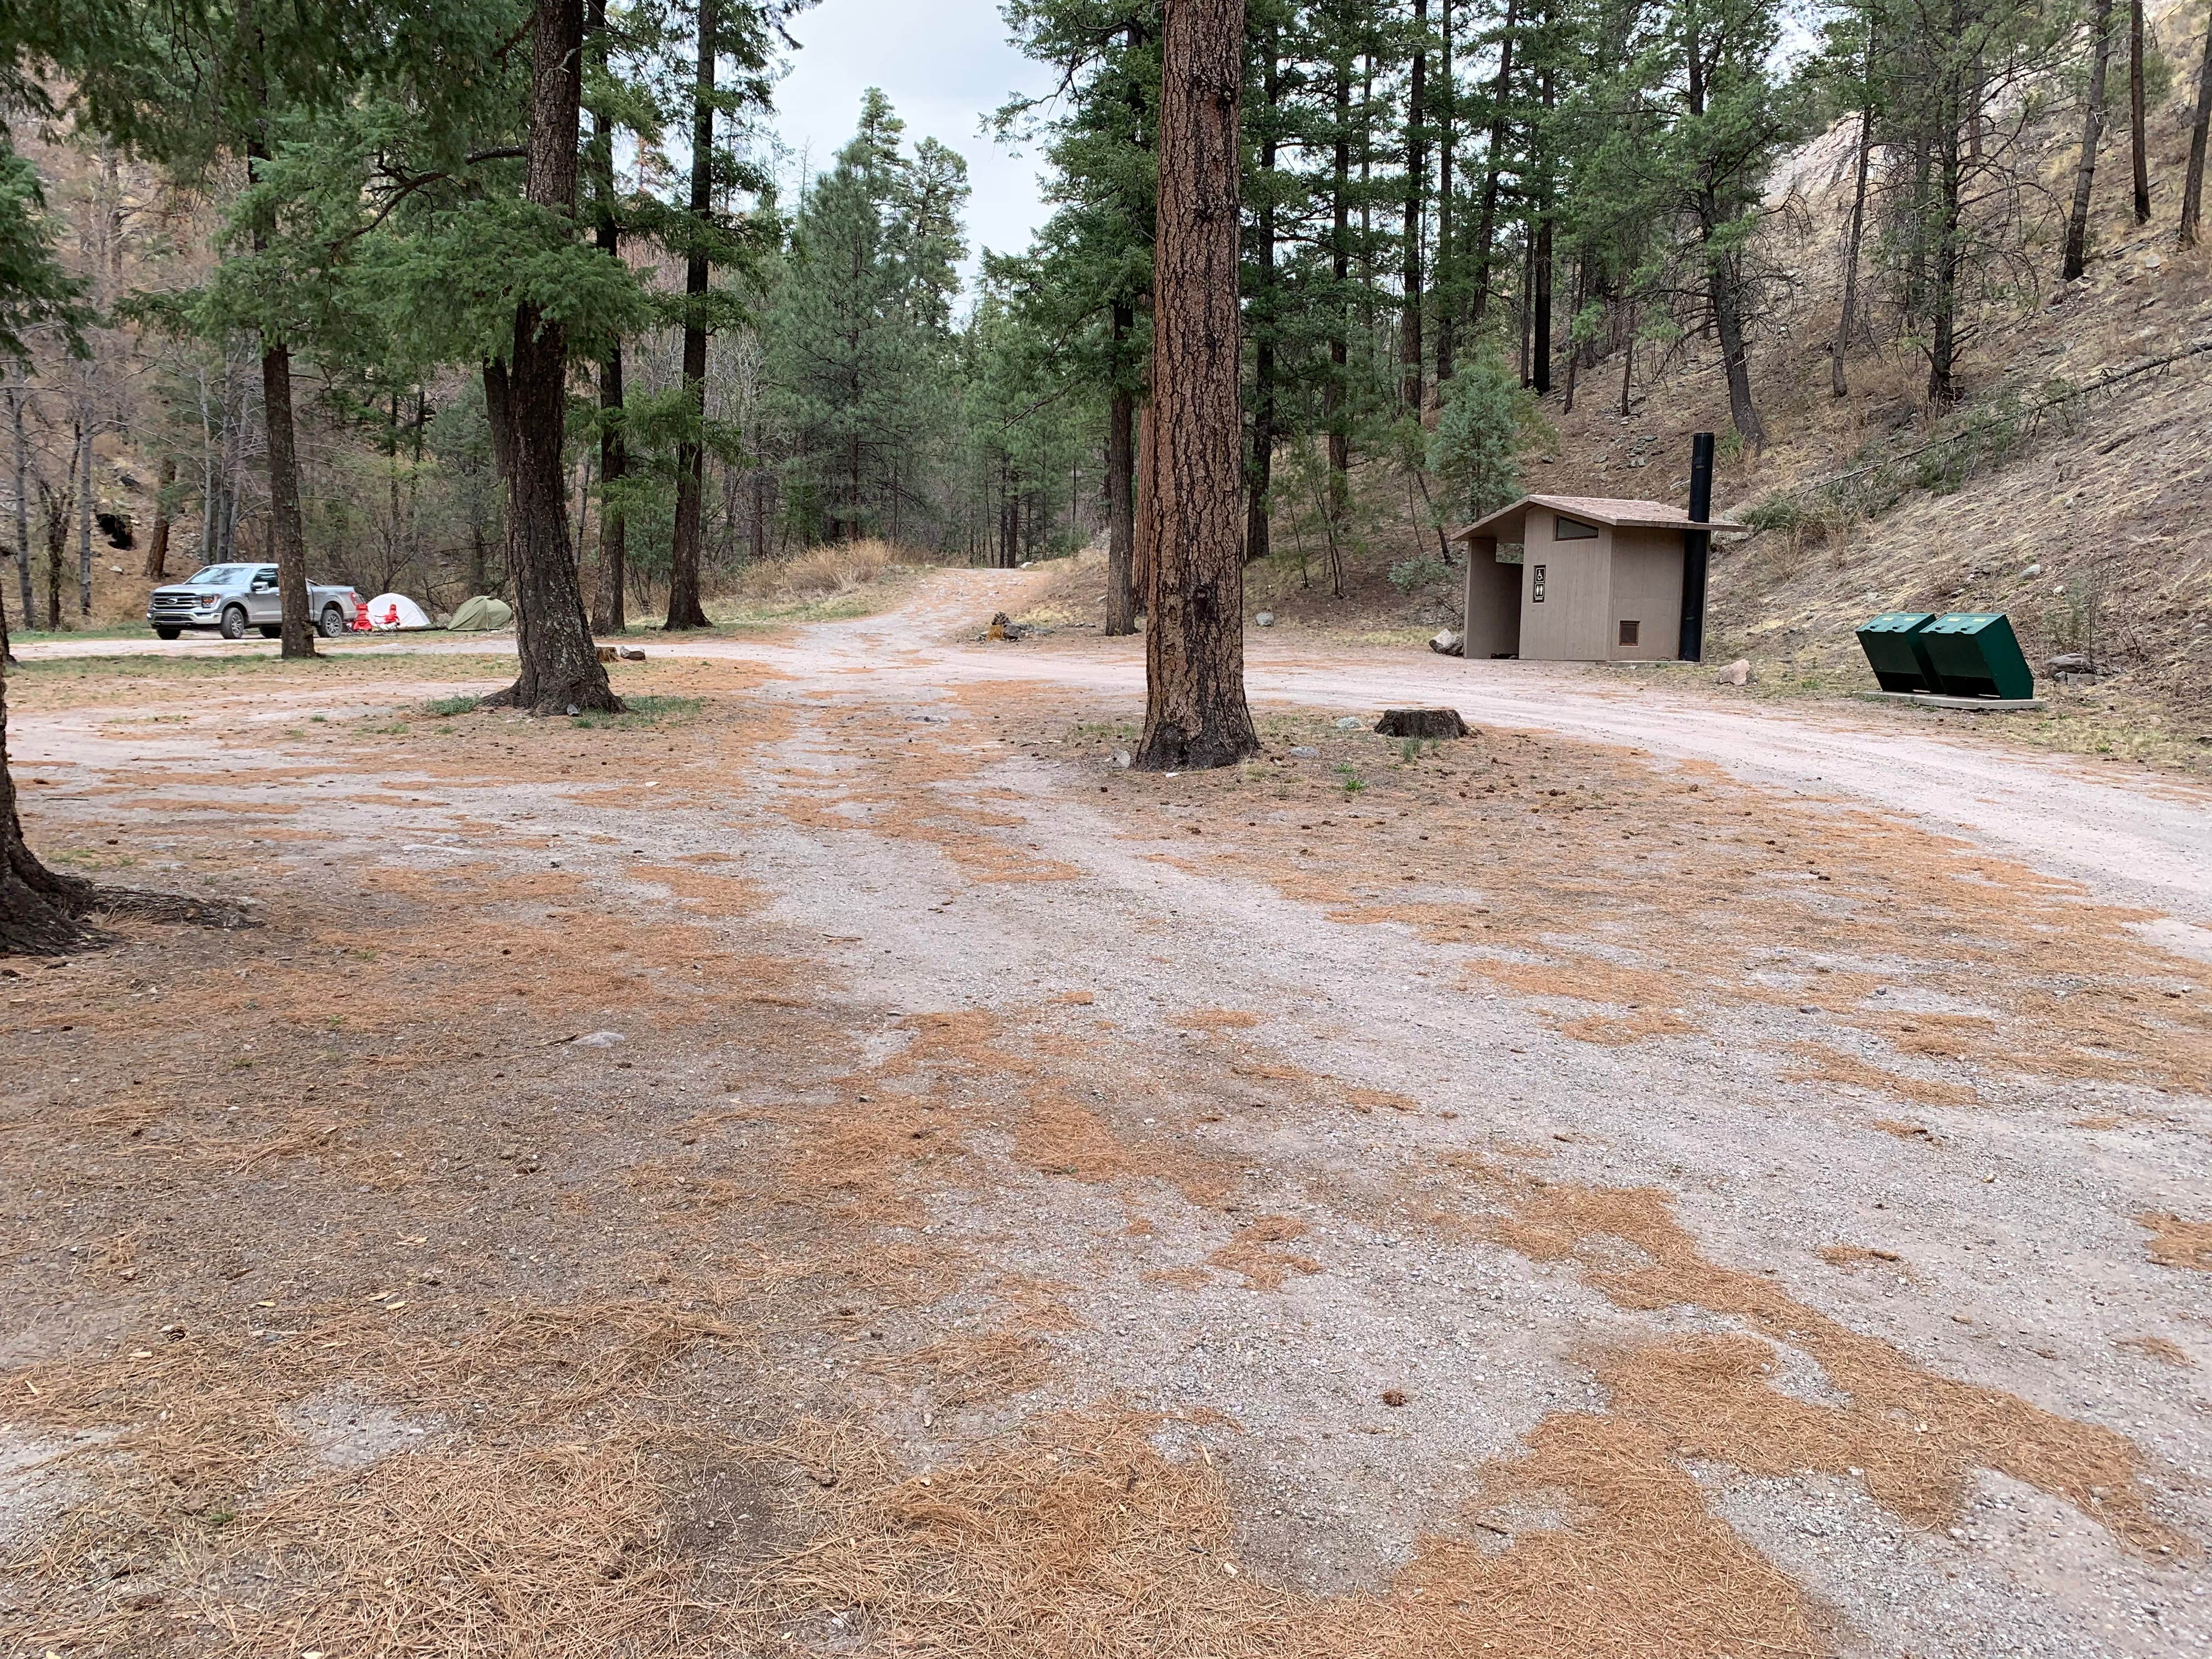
[1374,708,1469,739]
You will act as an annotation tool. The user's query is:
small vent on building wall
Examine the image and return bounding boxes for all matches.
[1619,620,1640,646]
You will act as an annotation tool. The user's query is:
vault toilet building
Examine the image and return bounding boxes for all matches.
[1448,435,1745,663]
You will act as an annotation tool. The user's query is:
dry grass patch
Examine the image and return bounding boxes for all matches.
[1782,1043,1977,1108]
[1206,1216,1324,1291]
[2114,1334,2193,1367]
[757,1404,1836,1659]
[2138,1212,2212,1272]
[1462,1164,2185,1551]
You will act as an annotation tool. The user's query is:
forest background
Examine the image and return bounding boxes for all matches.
[4,0,2211,658]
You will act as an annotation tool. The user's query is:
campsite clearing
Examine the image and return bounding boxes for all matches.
[4,569,2209,1657]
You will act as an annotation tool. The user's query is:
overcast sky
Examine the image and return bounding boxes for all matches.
[765,0,1060,296]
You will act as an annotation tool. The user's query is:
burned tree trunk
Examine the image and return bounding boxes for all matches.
[488,0,620,715]
[1135,0,1259,772]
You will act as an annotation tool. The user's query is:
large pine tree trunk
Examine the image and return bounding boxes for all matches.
[9,379,31,630]
[1133,396,1155,611]
[588,0,628,635]
[2063,0,2114,280]
[259,343,317,656]
[1401,0,1428,413]
[1531,214,1553,394]
[1,662,94,953]
[664,0,715,630]
[1530,60,1553,394]
[592,340,629,634]
[1106,304,1137,635]
[74,416,92,620]
[1469,0,1517,325]
[1327,50,1350,527]
[245,120,317,659]
[1136,0,1258,773]
[1435,0,1457,386]
[490,0,620,715]
[1246,24,1279,566]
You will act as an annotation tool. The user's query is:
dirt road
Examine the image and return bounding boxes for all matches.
[32,570,2211,928]
[5,571,2208,1657]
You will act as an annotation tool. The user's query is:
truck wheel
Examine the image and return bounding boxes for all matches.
[219,605,249,640]
[154,627,180,640]
[318,605,346,639]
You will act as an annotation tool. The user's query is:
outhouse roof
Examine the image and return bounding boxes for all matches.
[1446,493,1748,541]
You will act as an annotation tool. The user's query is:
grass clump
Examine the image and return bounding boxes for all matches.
[424,694,481,717]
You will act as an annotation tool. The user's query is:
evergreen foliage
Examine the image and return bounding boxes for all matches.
[0,0,2196,619]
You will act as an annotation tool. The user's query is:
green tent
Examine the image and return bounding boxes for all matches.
[448,595,514,632]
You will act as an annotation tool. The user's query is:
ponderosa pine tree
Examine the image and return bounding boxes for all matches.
[664,0,723,628]
[1246,2,1286,566]
[491,0,621,711]
[2062,0,2117,280]
[1001,2,1162,630]
[1137,0,1258,772]
[1401,0,1430,410]
[767,92,966,544]
[588,0,634,634]
[662,0,777,628]
[1647,0,1808,444]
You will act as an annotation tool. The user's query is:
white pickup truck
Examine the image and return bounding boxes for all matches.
[147,564,365,641]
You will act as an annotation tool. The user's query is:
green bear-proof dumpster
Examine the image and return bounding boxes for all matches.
[1919,612,2034,701]
[1854,612,1939,693]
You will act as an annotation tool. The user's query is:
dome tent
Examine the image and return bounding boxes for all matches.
[366,592,433,631]
[446,595,514,632]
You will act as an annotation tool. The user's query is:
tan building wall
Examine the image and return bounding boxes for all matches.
[1517,510,1612,662]
[1605,527,1686,660]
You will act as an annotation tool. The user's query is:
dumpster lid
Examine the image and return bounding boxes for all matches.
[1858,612,1937,634]
[1926,612,2011,634]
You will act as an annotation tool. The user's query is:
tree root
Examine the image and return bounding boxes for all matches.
[477,678,625,716]
[1,877,255,958]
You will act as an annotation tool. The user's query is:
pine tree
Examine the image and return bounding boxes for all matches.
[768,92,966,544]
[1002,1,1161,630]
[2063,0,2116,280]
[1138,0,1259,772]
